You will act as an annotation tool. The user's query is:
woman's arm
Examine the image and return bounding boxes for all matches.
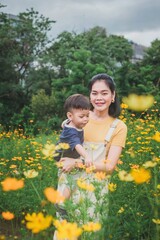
[60,157,82,173]
[94,145,123,174]
[60,145,122,174]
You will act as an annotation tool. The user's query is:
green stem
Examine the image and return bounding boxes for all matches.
[153,168,160,240]
[11,220,15,236]
[30,180,42,202]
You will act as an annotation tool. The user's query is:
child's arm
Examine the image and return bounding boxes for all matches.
[75,144,92,167]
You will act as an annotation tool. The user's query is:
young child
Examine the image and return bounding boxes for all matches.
[54,94,92,167]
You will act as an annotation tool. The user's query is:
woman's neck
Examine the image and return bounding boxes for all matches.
[91,109,110,120]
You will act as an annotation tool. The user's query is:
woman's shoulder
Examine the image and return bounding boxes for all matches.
[116,118,127,131]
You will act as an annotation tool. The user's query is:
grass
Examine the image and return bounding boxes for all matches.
[0,104,159,240]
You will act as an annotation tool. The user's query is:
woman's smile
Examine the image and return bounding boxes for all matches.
[95,102,105,106]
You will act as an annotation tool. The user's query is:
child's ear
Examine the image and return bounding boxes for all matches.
[67,112,72,121]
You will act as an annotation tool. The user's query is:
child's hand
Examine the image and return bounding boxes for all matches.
[84,158,93,167]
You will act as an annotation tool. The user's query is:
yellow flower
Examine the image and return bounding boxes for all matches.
[152,219,160,224]
[2,211,15,220]
[25,212,52,233]
[44,187,65,203]
[152,132,160,142]
[82,222,101,232]
[118,170,133,182]
[120,103,128,109]
[56,162,64,168]
[130,167,151,184]
[143,161,157,168]
[1,177,24,191]
[122,94,154,111]
[56,143,70,150]
[53,219,82,240]
[9,164,17,169]
[90,144,97,150]
[108,182,117,192]
[0,235,5,240]
[153,157,160,162]
[24,169,39,178]
[42,144,56,158]
[118,207,125,214]
[157,184,160,189]
[77,178,95,192]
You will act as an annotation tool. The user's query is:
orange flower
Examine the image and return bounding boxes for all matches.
[130,164,140,169]
[94,172,106,181]
[85,165,96,174]
[1,177,24,191]
[77,162,86,169]
[44,187,65,203]
[2,211,15,220]
[130,167,151,184]
[117,160,123,165]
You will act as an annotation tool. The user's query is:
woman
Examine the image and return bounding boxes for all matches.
[60,73,127,173]
[56,73,127,224]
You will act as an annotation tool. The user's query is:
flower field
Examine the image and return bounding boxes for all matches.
[0,99,160,240]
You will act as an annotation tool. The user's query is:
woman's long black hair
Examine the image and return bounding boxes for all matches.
[88,73,121,117]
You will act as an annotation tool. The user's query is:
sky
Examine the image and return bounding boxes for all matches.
[1,0,160,47]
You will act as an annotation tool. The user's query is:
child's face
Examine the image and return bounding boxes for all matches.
[68,109,89,129]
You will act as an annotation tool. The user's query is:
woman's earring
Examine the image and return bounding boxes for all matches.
[112,99,115,103]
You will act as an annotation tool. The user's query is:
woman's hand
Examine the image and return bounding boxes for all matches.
[60,157,76,173]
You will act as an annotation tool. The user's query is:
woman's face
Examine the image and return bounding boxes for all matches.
[90,80,115,113]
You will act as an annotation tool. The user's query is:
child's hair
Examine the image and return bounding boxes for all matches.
[64,94,90,113]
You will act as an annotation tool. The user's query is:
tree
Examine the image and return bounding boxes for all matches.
[106,35,133,65]
[31,89,55,120]
[0,12,25,124]
[0,7,55,126]
[49,26,133,118]
[116,40,160,96]
[142,39,160,88]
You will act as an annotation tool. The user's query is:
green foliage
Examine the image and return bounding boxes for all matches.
[0,6,159,133]
[142,39,160,88]
[0,131,58,199]
[9,106,35,134]
[50,26,133,119]
[0,8,55,127]
[31,89,53,120]
[0,108,160,239]
[106,34,133,64]
[0,131,58,239]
